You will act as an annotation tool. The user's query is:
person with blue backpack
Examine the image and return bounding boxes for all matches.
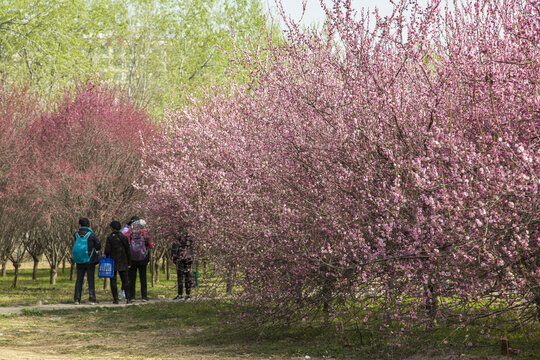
[72,217,101,305]
[128,219,153,301]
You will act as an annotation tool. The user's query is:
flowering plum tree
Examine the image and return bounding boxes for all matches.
[0,83,155,284]
[143,0,538,331]
[30,84,155,283]
[0,84,42,286]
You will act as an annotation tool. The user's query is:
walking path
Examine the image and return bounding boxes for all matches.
[0,298,171,315]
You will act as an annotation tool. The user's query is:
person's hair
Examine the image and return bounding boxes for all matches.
[128,215,140,225]
[79,217,90,227]
[132,219,146,230]
[110,220,122,231]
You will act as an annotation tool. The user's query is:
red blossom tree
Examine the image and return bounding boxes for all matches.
[30,83,155,283]
[0,83,155,284]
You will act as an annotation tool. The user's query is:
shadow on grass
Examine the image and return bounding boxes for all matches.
[43,301,539,359]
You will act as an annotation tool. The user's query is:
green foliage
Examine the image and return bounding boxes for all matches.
[0,0,268,117]
[0,0,125,93]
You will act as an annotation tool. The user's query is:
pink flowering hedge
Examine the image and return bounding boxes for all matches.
[140,0,539,329]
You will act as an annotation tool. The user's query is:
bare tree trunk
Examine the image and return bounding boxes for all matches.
[70,262,75,281]
[32,256,40,281]
[424,280,438,328]
[226,265,234,295]
[12,262,20,288]
[62,258,66,273]
[154,260,160,283]
[50,264,58,285]
[150,256,155,287]
[161,256,166,274]
[166,256,170,281]
[1,260,7,277]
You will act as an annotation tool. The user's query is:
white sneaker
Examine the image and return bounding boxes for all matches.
[173,295,184,301]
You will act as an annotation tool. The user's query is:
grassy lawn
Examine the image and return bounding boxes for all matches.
[0,268,538,359]
[0,266,181,306]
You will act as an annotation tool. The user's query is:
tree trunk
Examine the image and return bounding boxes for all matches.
[534,289,540,321]
[103,277,109,290]
[70,263,75,281]
[425,282,438,327]
[166,256,170,281]
[150,257,155,287]
[161,256,166,274]
[154,260,160,283]
[12,263,20,288]
[226,268,234,295]
[1,260,7,277]
[62,258,66,273]
[32,256,39,281]
[50,264,58,285]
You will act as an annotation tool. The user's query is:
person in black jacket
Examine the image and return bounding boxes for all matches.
[105,220,131,304]
[72,217,101,305]
[171,230,194,301]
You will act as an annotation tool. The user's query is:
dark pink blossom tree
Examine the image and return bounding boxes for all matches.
[27,83,155,283]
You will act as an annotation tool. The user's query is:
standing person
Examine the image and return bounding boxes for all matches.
[72,217,101,305]
[171,230,194,301]
[128,219,153,301]
[121,215,139,236]
[119,215,138,299]
[105,221,131,304]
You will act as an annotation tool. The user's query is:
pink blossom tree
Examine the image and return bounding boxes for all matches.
[143,0,538,331]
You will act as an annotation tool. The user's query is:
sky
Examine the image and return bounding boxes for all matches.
[265,0,431,26]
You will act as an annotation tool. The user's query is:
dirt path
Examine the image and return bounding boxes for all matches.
[0,298,158,315]
[0,347,284,360]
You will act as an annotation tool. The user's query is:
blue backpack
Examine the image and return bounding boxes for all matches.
[72,231,92,264]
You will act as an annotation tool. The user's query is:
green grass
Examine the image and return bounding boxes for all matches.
[1,267,539,359]
[2,299,535,359]
[0,266,181,306]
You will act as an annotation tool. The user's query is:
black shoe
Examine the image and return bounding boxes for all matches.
[113,300,119,304]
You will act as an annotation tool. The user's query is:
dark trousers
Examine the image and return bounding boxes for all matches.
[177,259,192,297]
[111,270,129,301]
[74,263,96,302]
[128,262,148,299]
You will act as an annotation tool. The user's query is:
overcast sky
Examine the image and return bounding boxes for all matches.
[264,0,431,26]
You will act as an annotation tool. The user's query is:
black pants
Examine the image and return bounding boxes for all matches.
[177,259,193,297]
[111,270,129,301]
[128,262,148,299]
[74,263,96,302]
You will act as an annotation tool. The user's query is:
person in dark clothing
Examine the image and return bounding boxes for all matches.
[72,217,101,305]
[128,219,153,301]
[171,230,194,301]
[105,220,131,304]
